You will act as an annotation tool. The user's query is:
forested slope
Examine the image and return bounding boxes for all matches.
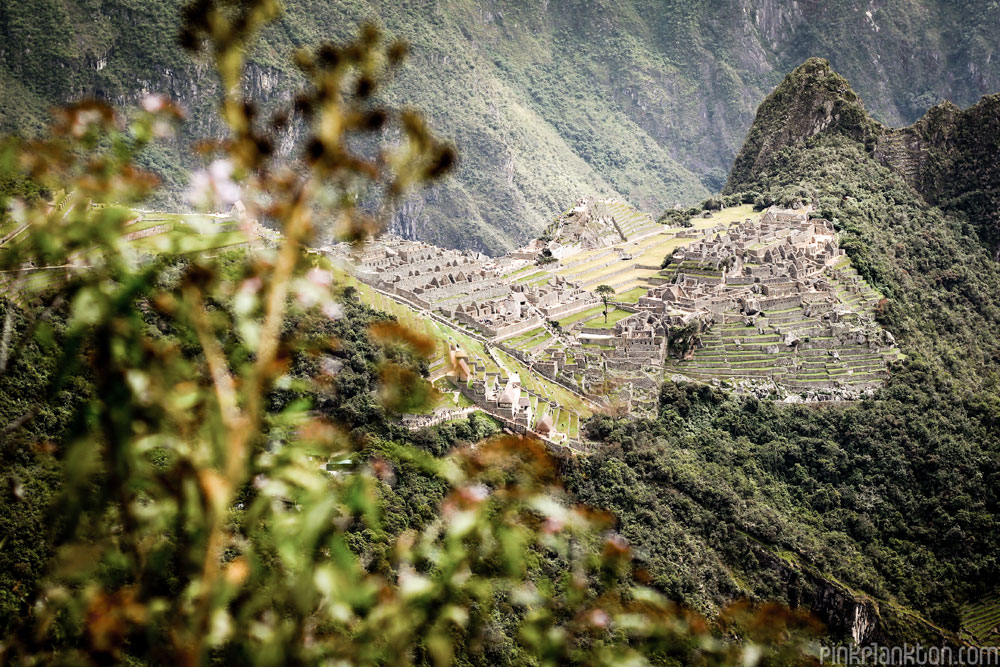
[3,0,999,253]
[569,60,1000,644]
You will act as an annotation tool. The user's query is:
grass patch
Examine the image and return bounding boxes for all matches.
[504,327,546,346]
[582,308,631,329]
[616,286,648,303]
[558,304,608,328]
[130,229,247,254]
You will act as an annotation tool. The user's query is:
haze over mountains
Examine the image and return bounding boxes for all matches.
[2,0,999,253]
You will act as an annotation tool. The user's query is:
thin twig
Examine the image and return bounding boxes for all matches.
[183,285,246,667]
[186,287,242,431]
[0,407,36,436]
[0,307,13,375]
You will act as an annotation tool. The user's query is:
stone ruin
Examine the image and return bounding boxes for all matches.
[325,205,901,424]
[647,209,899,397]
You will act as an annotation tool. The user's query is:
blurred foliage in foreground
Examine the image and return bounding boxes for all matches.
[0,1,820,664]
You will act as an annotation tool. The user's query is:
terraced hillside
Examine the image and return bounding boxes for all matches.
[333,201,900,412]
[660,222,901,398]
[545,198,678,251]
[673,314,897,395]
[961,594,1000,646]
[491,204,757,411]
[0,206,252,300]
[537,204,900,402]
[536,202,752,296]
[122,212,254,254]
[329,266,593,446]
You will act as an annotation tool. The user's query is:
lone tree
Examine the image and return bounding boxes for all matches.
[595,284,615,322]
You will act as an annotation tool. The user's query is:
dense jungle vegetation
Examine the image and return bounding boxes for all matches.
[2,2,1000,663]
[563,61,1000,641]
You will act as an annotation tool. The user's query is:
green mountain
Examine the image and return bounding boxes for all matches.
[4,2,1000,649]
[563,58,1000,645]
[2,0,999,253]
[728,56,1000,259]
[873,95,1000,258]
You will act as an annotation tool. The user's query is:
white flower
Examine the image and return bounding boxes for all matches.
[398,568,434,599]
[187,159,240,211]
[70,109,105,138]
[141,93,167,113]
[152,119,174,139]
[321,302,344,320]
[306,267,333,287]
[239,277,263,294]
[460,484,489,504]
[588,609,610,628]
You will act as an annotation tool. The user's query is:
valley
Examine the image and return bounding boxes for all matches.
[2,2,1000,654]
[4,1,998,254]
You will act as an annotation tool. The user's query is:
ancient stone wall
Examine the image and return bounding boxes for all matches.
[542,296,600,319]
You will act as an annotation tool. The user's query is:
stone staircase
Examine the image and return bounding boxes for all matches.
[876,129,924,186]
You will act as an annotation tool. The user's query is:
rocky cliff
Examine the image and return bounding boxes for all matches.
[873,95,1000,257]
[2,0,999,254]
[727,57,1000,258]
[753,543,952,646]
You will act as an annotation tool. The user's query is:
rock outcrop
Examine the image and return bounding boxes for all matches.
[728,58,1000,259]
[726,59,882,190]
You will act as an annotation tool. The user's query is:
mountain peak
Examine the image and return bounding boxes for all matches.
[726,57,1000,257]
[726,58,882,192]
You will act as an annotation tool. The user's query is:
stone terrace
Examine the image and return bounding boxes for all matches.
[649,209,900,399]
[326,202,899,415]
